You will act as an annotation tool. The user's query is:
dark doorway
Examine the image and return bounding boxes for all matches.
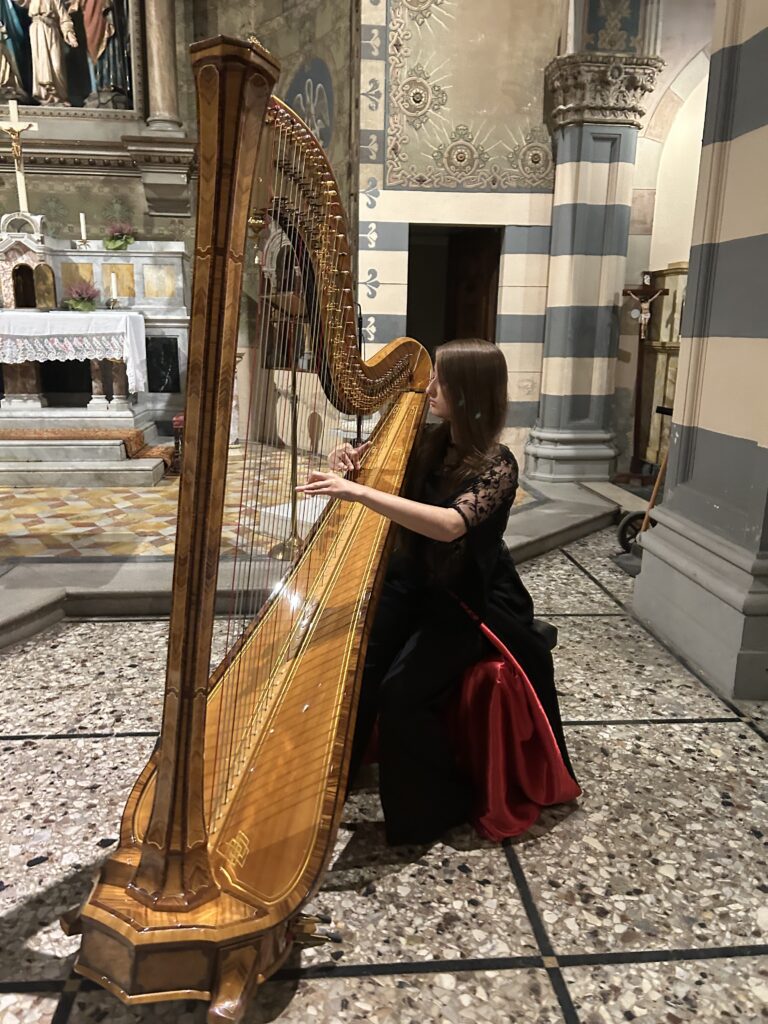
[12,265,36,308]
[406,225,502,357]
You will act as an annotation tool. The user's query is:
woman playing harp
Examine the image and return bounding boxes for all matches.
[299,338,580,846]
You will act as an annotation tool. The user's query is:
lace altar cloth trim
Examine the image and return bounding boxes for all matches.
[0,312,147,392]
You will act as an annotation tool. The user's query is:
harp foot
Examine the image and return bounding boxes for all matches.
[59,905,83,936]
[207,946,261,1024]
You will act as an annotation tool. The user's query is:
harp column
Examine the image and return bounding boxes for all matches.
[130,37,280,910]
[524,53,663,481]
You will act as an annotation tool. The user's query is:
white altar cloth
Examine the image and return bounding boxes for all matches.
[0,311,147,393]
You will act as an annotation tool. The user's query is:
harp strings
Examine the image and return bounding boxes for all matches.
[207,105,356,826]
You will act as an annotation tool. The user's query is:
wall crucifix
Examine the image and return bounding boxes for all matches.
[623,270,669,341]
[0,99,38,213]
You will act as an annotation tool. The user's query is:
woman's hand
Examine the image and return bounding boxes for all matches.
[328,440,371,473]
[297,471,364,502]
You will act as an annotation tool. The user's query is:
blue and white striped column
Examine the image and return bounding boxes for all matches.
[525,53,662,481]
[635,1,768,699]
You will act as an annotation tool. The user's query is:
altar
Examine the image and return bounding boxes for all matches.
[0,310,147,412]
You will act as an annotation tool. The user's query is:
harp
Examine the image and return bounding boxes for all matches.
[63,35,430,1022]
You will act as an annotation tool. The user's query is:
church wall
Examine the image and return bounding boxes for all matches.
[356,0,561,457]
[613,0,715,472]
[180,0,359,214]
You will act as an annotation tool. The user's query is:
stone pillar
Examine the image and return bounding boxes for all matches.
[524,53,662,481]
[87,358,110,411]
[144,0,182,131]
[0,362,47,409]
[109,360,132,412]
[634,0,768,699]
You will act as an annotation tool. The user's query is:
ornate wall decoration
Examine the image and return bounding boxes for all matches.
[403,0,449,28]
[545,53,664,130]
[399,64,447,129]
[286,57,334,149]
[385,0,558,191]
[431,124,488,180]
[506,126,554,188]
[583,0,642,55]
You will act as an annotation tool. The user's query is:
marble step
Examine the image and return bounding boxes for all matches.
[0,440,128,462]
[0,458,166,487]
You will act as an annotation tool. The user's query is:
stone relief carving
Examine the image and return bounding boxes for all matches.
[545,53,663,130]
[386,0,556,191]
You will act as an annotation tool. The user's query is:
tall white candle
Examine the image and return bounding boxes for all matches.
[79,212,86,241]
[110,271,118,301]
[8,99,18,122]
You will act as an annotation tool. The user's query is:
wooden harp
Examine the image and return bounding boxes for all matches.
[63,35,430,1022]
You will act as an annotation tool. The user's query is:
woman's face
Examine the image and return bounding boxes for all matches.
[426,365,451,420]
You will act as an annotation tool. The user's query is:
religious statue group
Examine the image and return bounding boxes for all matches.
[0,0,131,109]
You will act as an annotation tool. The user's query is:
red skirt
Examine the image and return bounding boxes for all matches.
[450,619,581,841]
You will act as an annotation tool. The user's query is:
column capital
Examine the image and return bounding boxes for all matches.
[545,53,664,131]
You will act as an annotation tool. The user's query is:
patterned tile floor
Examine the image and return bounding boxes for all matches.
[0,444,535,562]
[0,529,765,1023]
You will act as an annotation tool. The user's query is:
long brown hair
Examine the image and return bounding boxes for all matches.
[419,338,508,490]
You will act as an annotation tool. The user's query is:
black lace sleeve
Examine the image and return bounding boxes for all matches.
[450,449,519,530]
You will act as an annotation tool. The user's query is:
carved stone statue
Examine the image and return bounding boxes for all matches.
[67,0,130,108]
[0,0,30,95]
[0,20,26,96]
[13,0,78,105]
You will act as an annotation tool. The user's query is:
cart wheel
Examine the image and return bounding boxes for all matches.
[617,511,646,552]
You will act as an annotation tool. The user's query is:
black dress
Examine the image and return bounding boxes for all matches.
[349,428,576,846]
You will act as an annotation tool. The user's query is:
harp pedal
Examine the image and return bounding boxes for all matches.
[292,913,341,946]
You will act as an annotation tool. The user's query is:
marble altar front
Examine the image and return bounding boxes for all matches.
[0,225,190,429]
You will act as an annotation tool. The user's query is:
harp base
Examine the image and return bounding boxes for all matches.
[72,913,296,1024]
[69,870,295,1023]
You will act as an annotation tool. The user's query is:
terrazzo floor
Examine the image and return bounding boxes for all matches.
[0,529,766,1023]
[0,445,536,563]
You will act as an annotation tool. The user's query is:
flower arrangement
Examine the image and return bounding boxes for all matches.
[63,281,100,312]
[103,221,137,250]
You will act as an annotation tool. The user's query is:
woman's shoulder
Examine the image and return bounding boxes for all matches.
[489,443,519,475]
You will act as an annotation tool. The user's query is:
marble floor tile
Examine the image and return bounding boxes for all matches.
[563,956,768,1023]
[70,969,566,1024]
[0,736,155,983]
[551,615,735,721]
[517,550,619,615]
[303,825,539,966]
[734,699,768,733]
[0,622,167,736]
[0,619,234,737]
[0,992,61,1024]
[562,529,636,606]
[512,723,767,955]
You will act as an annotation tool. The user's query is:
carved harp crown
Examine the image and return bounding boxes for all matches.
[67,34,430,1020]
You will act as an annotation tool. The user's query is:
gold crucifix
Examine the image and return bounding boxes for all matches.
[0,100,39,214]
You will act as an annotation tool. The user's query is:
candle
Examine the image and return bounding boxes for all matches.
[8,100,18,122]
[110,271,117,301]
[79,212,86,241]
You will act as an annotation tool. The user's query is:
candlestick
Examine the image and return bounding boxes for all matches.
[110,271,118,301]
[79,212,86,242]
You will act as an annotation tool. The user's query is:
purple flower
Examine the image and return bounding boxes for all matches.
[64,281,100,302]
